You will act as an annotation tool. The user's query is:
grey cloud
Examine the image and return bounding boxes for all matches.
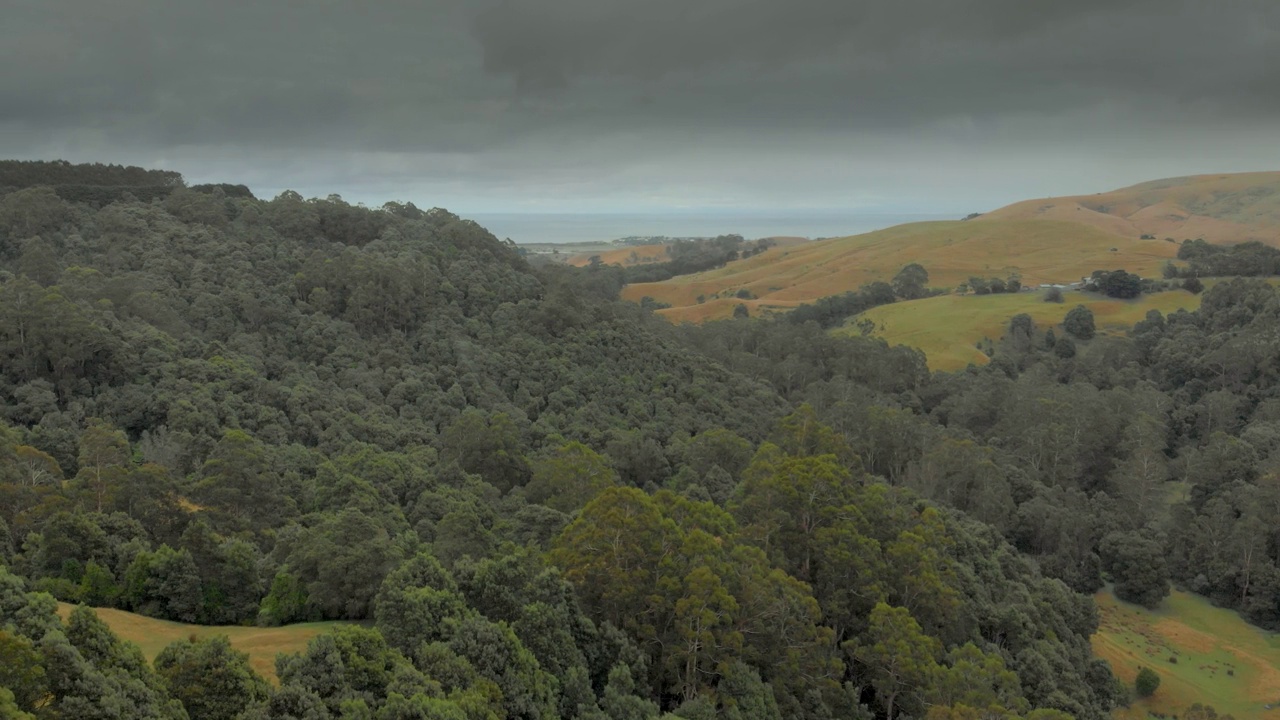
[473,0,1280,126]
[1,1,1278,210]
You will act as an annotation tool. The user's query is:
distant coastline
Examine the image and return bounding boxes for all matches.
[467,211,955,245]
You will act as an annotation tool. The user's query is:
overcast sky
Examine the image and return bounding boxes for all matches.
[3,0,1278,214]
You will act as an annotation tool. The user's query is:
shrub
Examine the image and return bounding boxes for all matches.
[1054,335,1077,359]
[1135,666,1161,698]
[1044,287,1064,303]
[1064,305,1096,340]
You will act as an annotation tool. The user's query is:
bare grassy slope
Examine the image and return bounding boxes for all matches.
[630,219,1175,321]
[986,172,1280,243]
[625,172,1280,323]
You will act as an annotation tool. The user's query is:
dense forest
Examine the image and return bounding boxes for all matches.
[0,161,1274,720]
[1168,238,1280,279]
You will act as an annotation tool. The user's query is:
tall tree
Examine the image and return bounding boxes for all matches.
[892,264,930,301]
[851,603,941,720]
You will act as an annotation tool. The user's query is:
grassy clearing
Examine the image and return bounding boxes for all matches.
[849,288,1203,371]
[56,603,351,682]
[626,218,1178,321]
[568,243,670,267]
[1094,588,1280,719]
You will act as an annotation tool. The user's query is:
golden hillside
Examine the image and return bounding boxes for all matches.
[985,172,1280,243]
[626,172,1280,322]
[630,219,1176,322]
[567,243,670,267]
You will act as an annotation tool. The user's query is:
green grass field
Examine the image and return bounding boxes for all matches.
[56,603,351,682]
[1094,588,1280,719]
[849,288,1204,371]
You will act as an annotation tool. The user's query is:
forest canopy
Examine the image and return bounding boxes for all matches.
[3,161,1278,720]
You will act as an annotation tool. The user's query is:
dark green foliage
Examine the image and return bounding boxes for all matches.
[597,664,661,720]
[1184,276,1204,293]
[1063,305,1096,339]
[32,163,1280,719]
[1043,327,1057,349]
[1134,666,1160,697]
[1088,269,1143,299]
[639,295,672,311]
[1174,238,1280,277]
[892,263,930,300]
[0,568,187,719]
[0,159,183,188]
[194,430,295,533]
[155,635,270,719]
[274,626,445,718]
[446,616,557,719]
[1100,531,1170,609]
[283,509,405,620]
[1182,703,1236,720]
[124,544,204,622]
[786,280,898,328]
[1053,334,1076,358]
[258,568,311,626]
[190,183,256,199]
[621,235,761,283]
[525,441,618,513]
[374,553,467,654]
[0,688,35,720]
[0,629,47,713]
[965,276,1021,296]
[440,410,530,494]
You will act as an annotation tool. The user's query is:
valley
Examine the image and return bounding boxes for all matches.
[4,3,1278,719]
[4,162,1280,720]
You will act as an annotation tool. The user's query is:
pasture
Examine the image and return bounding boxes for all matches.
[1094,588,1280,719]
[568,242,671,267]
[851,288,1203,371]
[56,603,351,682]
[631,218,1178,321]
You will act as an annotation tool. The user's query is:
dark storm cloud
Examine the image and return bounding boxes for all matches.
[472,0,1280,125]
[1,0,1278,208]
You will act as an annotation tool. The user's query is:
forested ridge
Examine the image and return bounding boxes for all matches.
[0,161,1275,720]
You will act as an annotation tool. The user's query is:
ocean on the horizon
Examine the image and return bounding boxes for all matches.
[466,211,957,245]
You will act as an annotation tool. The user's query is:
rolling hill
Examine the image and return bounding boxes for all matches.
[986,172,1280,243]
[625,171,1280,323]
[629,219,1177,321]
